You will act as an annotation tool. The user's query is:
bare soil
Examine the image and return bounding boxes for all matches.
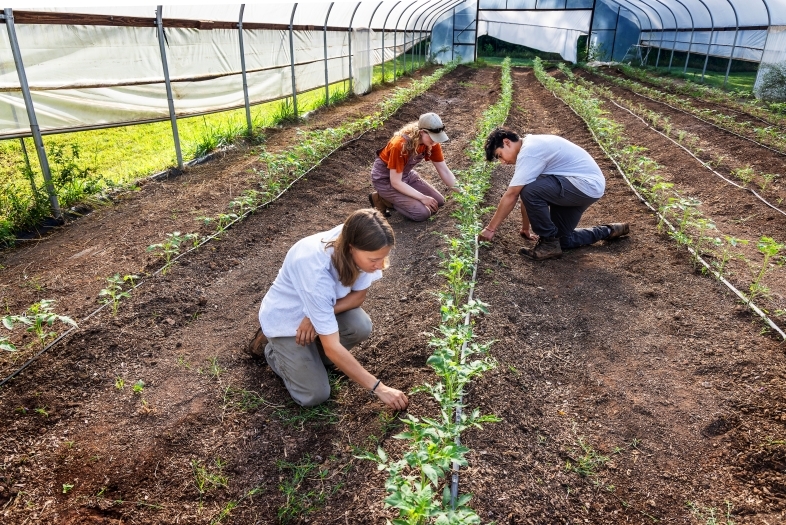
[0,65,784,525]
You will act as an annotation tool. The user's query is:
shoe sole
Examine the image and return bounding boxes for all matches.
[368,194,391,218]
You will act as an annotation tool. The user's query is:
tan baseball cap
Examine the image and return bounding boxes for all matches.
[418,113,449,143]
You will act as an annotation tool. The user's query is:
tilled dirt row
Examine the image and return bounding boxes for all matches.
[461,68,786,524]
[0,65,501,524]
[0,71,431,379]
[597,66,786,138]
[569,68,786,326]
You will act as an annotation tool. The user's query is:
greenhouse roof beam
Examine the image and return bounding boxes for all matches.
[648,0,680,69]
[604,0,650,32]
[323,2,335,104]
[412,0,450,70]
[626,0,667,67]
[393,0,424,79]
[9,9,353,32]
[423,0,466,62]
[348,2,361,93]
[694,0,713,80]
[668,0,696,72]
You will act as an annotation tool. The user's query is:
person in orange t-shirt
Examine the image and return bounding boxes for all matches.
[369,113,458,221]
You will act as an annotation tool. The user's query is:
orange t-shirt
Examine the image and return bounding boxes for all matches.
[378,135,444,174]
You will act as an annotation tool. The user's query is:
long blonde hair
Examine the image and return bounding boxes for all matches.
[326,209,395,287]
[394,121,429,158]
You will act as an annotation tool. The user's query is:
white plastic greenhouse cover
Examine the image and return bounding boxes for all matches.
[0,1,454,138]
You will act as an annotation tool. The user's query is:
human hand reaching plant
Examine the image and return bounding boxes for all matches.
[373,383,409,411]
[478,226,495,242]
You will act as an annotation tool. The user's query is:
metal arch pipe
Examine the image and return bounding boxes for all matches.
[605,0,654,63]
[626,0,667,67]
[420,0,459,67]
[693,0,714,81]
[722,0,740,88]
[3,8,62,219]
[393,1,423,82]
[667,0,695,73]
[348,2,362,94]
[403,0,426,73]
[413,0,450,70]
[156,5,183,170]
[288,3,299,118]
[423,0,466,62]
[381,1,402,82]
[648,0,680,70]
[238,4,252,133]
[409,1,432,72]
[367,2,384,91]
[323,2,334,104]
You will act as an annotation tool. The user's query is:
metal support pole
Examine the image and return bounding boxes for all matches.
[451,7,456,61]
[3,10,60,218]
[368,2,384,89]
[586,0,597,58]
[324,2,334,103]
[403,2,422,73]
[668,0,694,73]
[723,0,740,88]
[695,0,713,82]
[238,5,252,134]
[394,1,420,82]
[410,4,428,71]
[288,3,299,119]
[156,6,183,170]
[649,0,678,71]
[423,0,462,64]
[348,2,361,94]
[382,2,402,83]
[474,0,480,62]
[610,6,621,61]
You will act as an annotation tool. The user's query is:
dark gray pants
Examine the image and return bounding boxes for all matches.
[264,308,372,407]
[521,174,610,249]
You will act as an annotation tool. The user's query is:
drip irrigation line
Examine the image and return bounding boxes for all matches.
[545,89,786,341]
[0,130,371,389]
[593,72,786,157]
[610,68,786,133]
[601,93,786,219]
[450,233,479,508]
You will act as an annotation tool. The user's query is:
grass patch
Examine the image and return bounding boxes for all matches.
[277,454,343,524]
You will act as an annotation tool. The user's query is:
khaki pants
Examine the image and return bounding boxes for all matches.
[264,308,372,406]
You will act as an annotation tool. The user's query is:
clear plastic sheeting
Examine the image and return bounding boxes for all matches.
[641,29,768,62]
[479,9,592,62]
[754,26,786,101]
[0,1,453,138]
[430,2,477,64]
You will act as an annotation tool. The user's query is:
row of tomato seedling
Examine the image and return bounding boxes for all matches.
[566,65,782,203]
[535,59,785,337]
[585,65,786,155]
[609,63,786,128]
[356,58,512,525]
[1,62,459,363]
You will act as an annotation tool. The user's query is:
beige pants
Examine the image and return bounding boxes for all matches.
[264,308,372,406]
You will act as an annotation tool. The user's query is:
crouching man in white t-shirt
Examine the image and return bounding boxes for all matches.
[250,209,409,410]
[478,128,629,260]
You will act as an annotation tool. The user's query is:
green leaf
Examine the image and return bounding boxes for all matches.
[422,464,441,487]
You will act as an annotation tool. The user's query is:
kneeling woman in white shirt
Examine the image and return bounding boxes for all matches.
[257,209,408,410]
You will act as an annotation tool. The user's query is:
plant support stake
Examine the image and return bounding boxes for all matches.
[156,6,183,170]
[3,8,62,220]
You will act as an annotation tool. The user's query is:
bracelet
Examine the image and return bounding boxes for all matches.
[483,226,496,233]
[370,379,381,395]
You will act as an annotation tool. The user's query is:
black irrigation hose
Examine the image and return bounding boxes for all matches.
[601,92,786,220]
[0,131,371,389]
[546,88,786,340]
[595,73,786,158]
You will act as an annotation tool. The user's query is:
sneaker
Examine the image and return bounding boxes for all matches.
[605,223,630,240]
[368,192,392,218]
[518,236,563,260]
[246,328,268,358]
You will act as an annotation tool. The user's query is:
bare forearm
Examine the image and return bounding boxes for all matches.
[334,290,366,314]
[321,336,376,390]
[487,191,519,230]
[391,177,425,200]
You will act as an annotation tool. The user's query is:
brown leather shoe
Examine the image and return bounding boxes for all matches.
[246,328,268,358]
[519,236,563,260]
[605,223,630,240]
[369,192,392,218]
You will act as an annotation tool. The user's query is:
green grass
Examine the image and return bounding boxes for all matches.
[628,64,757,93]
[478,56,538,67]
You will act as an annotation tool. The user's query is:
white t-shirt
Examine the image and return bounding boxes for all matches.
[258,224,382,338]
[509,135,605,199]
